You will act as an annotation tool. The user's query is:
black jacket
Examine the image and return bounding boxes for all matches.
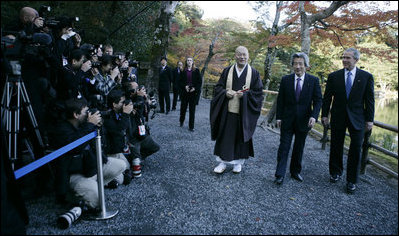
[172,67,182,92]
[276,73,322,132]
[49,120,104,197]
[103,110,131,155]
[158,65,173,91]
[322,68,375,130]
[179,68,202,98]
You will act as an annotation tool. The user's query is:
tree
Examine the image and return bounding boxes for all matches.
[298,1,348,55]
[148,1,179,90]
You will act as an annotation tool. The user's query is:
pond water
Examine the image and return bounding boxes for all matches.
[372,98,398,153]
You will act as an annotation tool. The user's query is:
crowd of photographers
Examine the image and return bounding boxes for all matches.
[2,6,160,217]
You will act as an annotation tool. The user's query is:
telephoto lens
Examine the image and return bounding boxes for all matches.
[57,206,82,229]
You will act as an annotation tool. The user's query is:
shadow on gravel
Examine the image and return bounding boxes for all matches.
[24,98,398,235]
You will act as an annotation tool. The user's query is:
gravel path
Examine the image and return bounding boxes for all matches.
[25,98,398,235]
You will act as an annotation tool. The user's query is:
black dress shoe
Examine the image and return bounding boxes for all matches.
[346,182,356,194]
[179,122,183,127]
[274,176,284,185]
[291,173,303,182]
[189,128,195,132]
[330,174,341,183]
[165,111,169,115]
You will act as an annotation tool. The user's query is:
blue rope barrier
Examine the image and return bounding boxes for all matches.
[14,130,98,180]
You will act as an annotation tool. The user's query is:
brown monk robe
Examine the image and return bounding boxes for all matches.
[210,46,264,174]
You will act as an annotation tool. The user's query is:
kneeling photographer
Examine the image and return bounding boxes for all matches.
[103,89,135,186]
[124,82,160,174]
[57,48,93,100]
[49,97,126,214]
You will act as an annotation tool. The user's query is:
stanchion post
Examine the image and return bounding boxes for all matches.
[88,128,118,220]
[360,128,372,175]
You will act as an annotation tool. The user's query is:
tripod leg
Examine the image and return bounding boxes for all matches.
[1,80,14,168]
[19,80,44,149]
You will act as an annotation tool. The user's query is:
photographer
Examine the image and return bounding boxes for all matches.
[124,82,160,170]
[52,17,81,68]
[49,97,126,210]
[4,7,44,36]
[103,89,134,185]
[57,49,93,101]
[4,6,56,151]
[93,55,120,108]
[103,44,113,55]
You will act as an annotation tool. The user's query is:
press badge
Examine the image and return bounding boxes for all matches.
[138,125,146,136]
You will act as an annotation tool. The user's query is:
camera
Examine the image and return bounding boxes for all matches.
[124,51,139,68]
[133,100,145,110]
[57,206,82,229]
[123,99,132,106]
[87,108,111,119]
[148,91,157,109]
[91,61,101,68]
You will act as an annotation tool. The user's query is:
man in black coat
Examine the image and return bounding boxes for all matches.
[274,52,322,185]
[171,61,183,110]
[322,48,374,194]
[158,57,173,114]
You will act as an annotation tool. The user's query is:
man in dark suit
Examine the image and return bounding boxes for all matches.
[274,52,322,185]
[158,56,172,114]
[171,61,183,110]
[322,48,374,194]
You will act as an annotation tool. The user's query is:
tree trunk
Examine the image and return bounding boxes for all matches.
[148,1,179,91]
[299,1,349,55]
[199,32,219,99]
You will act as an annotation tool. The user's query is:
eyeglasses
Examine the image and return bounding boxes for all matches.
[340,56,353,60]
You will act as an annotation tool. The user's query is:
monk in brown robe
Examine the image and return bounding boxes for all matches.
[210,46,264,174]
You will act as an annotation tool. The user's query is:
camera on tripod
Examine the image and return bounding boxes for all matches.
[38,5,79,30]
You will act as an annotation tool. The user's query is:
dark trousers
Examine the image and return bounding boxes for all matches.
[172,89,180,110]
[275,126,308,177]
[130,135,160,161]
[158,90,170,113]
[179,93,196,129]
[329,113,364,184]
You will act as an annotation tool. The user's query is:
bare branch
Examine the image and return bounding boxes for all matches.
[308,1,349,24]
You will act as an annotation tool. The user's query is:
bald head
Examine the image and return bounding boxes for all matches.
[235,46,249,68]
[20,7,38,24]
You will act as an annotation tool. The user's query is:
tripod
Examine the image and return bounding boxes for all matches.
[1,60,44,170]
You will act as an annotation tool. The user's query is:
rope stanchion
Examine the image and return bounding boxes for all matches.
[87,128,118,220]
[13,128,119,220]
[14,131,97,179]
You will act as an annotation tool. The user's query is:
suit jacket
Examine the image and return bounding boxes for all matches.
[276,73,322,132]
[172,67,182,92]
[179,68,202,97]
[322,68,374,130]
[158,65,173,91]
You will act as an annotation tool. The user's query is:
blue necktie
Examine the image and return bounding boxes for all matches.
[295,78,301,101]
[346,71,352,98]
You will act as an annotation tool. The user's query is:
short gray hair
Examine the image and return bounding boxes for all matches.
[345,48,360,60]
[291,52,309,67]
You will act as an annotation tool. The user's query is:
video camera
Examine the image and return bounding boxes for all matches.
[38,5,80,30]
